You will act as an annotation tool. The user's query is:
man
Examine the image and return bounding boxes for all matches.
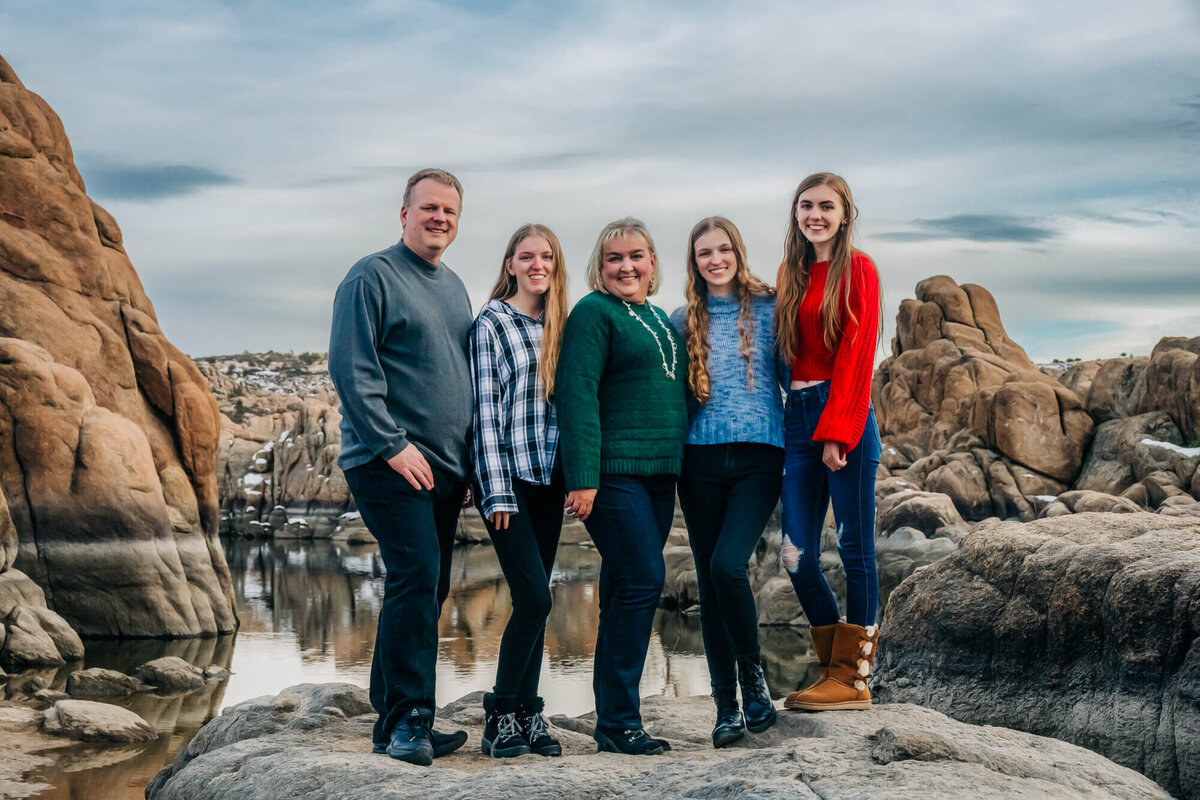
[328,168,474,765]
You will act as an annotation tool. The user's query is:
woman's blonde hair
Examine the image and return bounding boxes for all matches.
[487,224,569,399]
[775,172,881,361]
[585,217,661,296]
[682,217,773,403]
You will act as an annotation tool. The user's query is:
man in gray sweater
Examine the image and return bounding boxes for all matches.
[329,168,474,765]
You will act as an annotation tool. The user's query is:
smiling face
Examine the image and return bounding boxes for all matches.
[795,183,847,261]
[506,235,555,300]
[692,227,737,296]
[400,178,461,264]
[600,234,655,303]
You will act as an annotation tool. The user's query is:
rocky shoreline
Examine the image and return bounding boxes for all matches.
[144,683,1170,800]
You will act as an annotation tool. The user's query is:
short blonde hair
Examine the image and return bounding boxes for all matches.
[584,218,662,296]
[403,168,463,206]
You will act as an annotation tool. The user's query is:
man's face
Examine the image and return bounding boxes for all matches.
[401,179,461,263]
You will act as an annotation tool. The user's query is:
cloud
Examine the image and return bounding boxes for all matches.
[878,215,1059,244]
[79,159,237,201]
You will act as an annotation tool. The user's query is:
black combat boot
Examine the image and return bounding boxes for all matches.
[711,685,746,748]
[737,654,777,733]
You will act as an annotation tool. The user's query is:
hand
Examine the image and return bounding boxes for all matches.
[462,488,472,508]
[386,444,434,490]
[822,441,847,472]
[564,489,596,521]
[488,511,511,530]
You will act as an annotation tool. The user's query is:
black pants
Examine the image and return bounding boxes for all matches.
[475,470,565,699]
[344,457,465,746]
[583,473,676,730]
[678,443,783,689]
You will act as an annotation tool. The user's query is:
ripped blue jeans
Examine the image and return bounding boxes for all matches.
[780,382,881,627]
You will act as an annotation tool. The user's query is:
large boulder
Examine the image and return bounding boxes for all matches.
[874,277,1093,522]
[42,698,157,743]
[1135,337,1200,442]
[874,512,1200,798]
[0,56,235,637]
[145,683,1168,799]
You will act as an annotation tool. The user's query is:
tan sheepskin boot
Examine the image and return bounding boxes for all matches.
[782,624,836,708]
[784,622,878,711]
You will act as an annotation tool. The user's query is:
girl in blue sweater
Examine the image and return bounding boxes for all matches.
[670,217,788,748]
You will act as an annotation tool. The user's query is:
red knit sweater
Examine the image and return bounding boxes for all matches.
[789,251,879,450]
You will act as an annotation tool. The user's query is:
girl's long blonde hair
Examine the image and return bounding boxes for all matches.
[775,172,881,361]
[682,217,772,403]
[488,224,568,399]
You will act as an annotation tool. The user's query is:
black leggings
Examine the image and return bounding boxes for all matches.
[476,471,565,699]
[677,443,783,688]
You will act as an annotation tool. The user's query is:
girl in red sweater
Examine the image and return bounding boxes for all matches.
[773,172,883,711]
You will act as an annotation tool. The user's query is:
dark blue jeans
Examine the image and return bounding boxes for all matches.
[474,469,565,699]
[344,457,465,746]
[583,473,676,731]
[781,382,881,627]
[678,443,783,689]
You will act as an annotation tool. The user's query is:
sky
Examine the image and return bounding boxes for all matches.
[2,0,1198,362]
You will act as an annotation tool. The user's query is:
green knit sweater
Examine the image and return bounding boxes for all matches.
[555,291,688,491]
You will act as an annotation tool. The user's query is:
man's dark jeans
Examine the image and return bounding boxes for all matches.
[583,473,676,730]
[678,442,783,688]
[475,470,565,699]
[781,381,881,628]
[344,457,465,746]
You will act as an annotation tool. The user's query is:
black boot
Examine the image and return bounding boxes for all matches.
[518,696,562,757]
[594,725,664,756]
[482,692,531,758]
[385,707,434,765]
[737,655,777,733]
[711,685,746,749]
[373,727,467,757]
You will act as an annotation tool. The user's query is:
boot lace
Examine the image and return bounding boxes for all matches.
[498,712,523,741]
[527,712,550,740]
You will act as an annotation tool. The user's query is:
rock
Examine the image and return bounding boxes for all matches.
[0,486,16,573]
[1078,412,1198,505]
[660,545,698,610]
[0,57,236,637]
[203,665,230,682]
[31,688,69,706]
[875,512,1200,798]
[145,684,1169,800]
[330,512,375,544]
[66,667,146,698]
[877,491,967,536]
[42,699,157,743]
[2,606,66,669]
[135,657,205,692]
[1135,337,1200,442]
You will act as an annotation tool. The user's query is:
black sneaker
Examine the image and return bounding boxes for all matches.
[711,686,746,749]
[737,655,777,733]
[482,692,531,758]
[373,728,467,757]
[386,707,434,766]
[518,696,562,757]
[594,725,664,756]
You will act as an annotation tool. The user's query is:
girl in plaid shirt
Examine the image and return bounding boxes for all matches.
[469,224,568,759]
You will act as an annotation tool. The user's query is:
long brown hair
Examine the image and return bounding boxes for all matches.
[775,172,881,361]
[683,217,772,403]
[488,224,568,399]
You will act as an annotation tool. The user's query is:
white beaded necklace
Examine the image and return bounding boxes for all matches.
[622,300,678,381]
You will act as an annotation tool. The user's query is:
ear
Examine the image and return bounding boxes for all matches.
[400,205,410,228]
[505,259,516,276]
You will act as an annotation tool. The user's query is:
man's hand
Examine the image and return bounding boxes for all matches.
[822,441,847,472]
[565,489,597,521]
[387,444,434,490]
[488,511,511,530]
[462,488,472,508]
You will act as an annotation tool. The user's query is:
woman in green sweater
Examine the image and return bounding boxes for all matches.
[556,218,688,756]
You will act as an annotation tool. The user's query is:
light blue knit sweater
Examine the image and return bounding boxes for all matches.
[669,292,787,447]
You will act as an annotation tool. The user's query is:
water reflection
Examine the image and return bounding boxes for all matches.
[26,537,818,798]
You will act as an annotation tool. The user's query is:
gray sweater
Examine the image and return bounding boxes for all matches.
[329,241,473,478]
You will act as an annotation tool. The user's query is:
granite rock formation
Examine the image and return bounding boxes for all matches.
[145,683,1169,799]
[0,55,236,637]
[874,512,1200,799]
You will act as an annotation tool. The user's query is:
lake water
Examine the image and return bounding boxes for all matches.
[25,537,818,799]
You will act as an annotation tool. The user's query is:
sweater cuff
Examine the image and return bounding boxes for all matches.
[376,434,410,463]
[565,469,599,492]
[481,492,518,520]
